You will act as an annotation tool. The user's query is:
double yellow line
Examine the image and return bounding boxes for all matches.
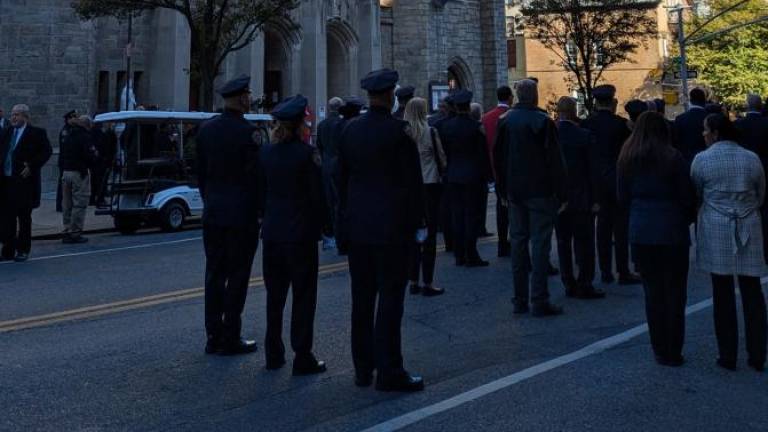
[0,237,498,334]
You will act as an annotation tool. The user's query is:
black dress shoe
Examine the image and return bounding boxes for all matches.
[355,370,373,387]
[562,279,578,298]
[205,338,222,355]
[219,339,258,356]
[293,355,327,376]
[498,243,511,257]
[14,253,28,262]
[601,273,615,284]
[465,259,489,268]
[421,285,445,297]
[375,371,424,392]
[532,303,564,317]
[512,303,529,314]
[266,357,286,370]
[716,358,737,371]
[748,359,765,372]
[547,264,559,276]
[618,272,642,285]
[409,283,421,295]
[577,286,606,300]
[655,355,685,367]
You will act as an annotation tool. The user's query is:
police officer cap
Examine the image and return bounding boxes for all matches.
[593,85,616,102]
[451,89,473,105]
[343,96,365,108]
[271,94,308,121]
[624,99,648,119]
[395,86,415,99]
[218,74,251,98]
[361,68,399,93]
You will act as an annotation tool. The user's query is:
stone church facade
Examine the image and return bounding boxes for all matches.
[0,0,508,141]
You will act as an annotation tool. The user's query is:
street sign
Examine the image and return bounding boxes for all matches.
[674,70,698,79]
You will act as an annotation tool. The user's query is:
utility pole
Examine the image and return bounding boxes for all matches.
[674,6,691,110]
[125,14,133,112]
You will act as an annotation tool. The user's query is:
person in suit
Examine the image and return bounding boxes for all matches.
[336,68,426,392]
[673,88,709,164]
[618,112,694,367]
[555,97,604,299]
[260,95,328,375]
[432,94,456,253]
[582,85,640,285]
[494,80,568,317]
[692,113,767,372]
[332,96,365,257]
[736,94,768,263]
[196,75,262,356]
[482,86,514,257]
[0,104,53,262]
[393,85,415,120]
[438,90,493,267]
[316,97,345,250]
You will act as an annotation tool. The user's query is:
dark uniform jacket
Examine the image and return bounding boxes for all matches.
[557,120,595,212]
[672,106,708,164]
[617,151,694,246]
[259,138,327,243]
[336,105,425,245]
[493,104,567,204]
[438,113,492,185]
[316,113,344,171]
[196,109,261,228]
[59,125,96,176]
[0,125,52,209]
[735,113,768,164]
[582,110,631,204]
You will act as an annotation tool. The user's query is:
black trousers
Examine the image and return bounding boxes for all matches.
[349,243,408,378]
[1,206,32,257]
[449,183,483,262]
[203,224,259,344]
[711,274,767,365]
[408,184,442,285]
[555,210,595,286]
[496,190,510,251]
[597,201,630,276]
[440,186,453,250]
[321,165,338,237]
[263,241,319,362]
[479,182,489,234]
[634,244,689,360]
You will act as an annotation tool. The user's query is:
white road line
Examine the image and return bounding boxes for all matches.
[0,237,202,264]
[361,297,717,432]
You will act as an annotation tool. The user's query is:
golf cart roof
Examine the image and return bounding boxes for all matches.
[94,111,273,124]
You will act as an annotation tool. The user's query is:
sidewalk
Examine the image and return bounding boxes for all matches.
[32,192,115,240]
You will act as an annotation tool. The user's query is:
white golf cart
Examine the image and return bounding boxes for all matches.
[94,111,272,234]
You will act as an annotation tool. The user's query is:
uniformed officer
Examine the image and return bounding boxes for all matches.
[261,95,328,375]
[393,85,415,120]
[582,85,641,285]
[196,74,262,356]
[432,94,456,252]
[437,89,492,267]
[336,68,426,392]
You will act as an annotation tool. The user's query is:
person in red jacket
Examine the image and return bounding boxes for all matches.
[481,86,514,257]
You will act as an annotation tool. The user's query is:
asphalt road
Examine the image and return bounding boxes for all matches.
[2,215,767,432]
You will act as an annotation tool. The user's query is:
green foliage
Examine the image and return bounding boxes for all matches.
[686,0,768,108]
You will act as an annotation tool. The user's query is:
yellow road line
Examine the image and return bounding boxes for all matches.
[0,237,498,334]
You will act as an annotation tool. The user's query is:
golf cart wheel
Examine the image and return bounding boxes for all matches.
[160,201,186,232]
[115,216,141,235]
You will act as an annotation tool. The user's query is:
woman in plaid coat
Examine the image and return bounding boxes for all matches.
[691,113,767,372]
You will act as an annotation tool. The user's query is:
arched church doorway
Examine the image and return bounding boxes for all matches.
[447,57,475,92]
[264,30,291,110]
[326,19,359,100]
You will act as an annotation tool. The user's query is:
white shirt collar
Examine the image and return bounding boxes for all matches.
[497,103,510,109]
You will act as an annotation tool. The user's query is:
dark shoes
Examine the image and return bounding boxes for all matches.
[578,285,606,300]
[498,243,511,257]
[293,354,327,376]
[205,338,222,355]
[355,370,374,387]
[655,355,685,367]
[716,358,737,371]
[62,235,89,244]
[748,359,765,372]
[219,339,258,356]
[547,264,559,276]
[14,253,28,262]
[455,258,465,267]
[618,272,642,285]
[601,273,615,284]
[465,259,489,268]
[375,371,425,392]
[421,285,445,297]
[409,283,421,295]
[266,357,286,370]
[531,303,564,317]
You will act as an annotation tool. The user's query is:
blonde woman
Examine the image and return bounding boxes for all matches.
[405,97,447,296]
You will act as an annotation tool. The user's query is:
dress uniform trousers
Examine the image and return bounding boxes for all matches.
[0,177,33,258]
[203,225,259,344]
[555,210,595,286]
[263,241,319,362]
[349,243,408,378]
[449,183,483,262]
[597,200,630,276]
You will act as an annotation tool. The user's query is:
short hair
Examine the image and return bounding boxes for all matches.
[705,113,740,142]
[11,104,31,121]
[747,93,763,112]
[653,98,666,114]
[690,88,707,106]
[470,103,484,121]
[516,79,538,105]
[497,85,513,102]
[556,96,577,116]
[328,97,344,112]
